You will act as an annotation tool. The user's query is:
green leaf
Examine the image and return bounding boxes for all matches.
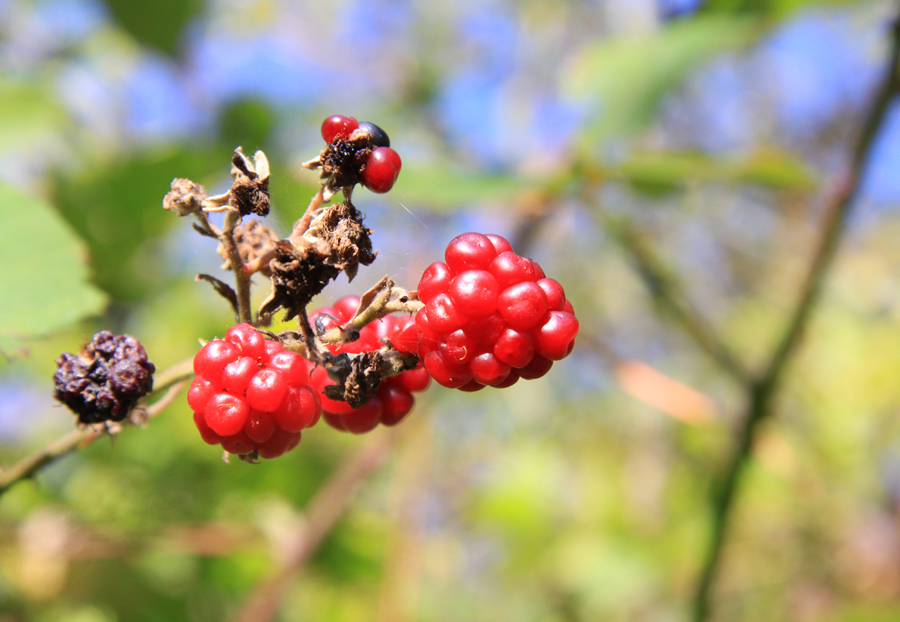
[103,0,203,56]
[562,15,759,142]
[609,147,818,194]
[0,80,68,154]
[51,148,220,302]
[0,183,107,355]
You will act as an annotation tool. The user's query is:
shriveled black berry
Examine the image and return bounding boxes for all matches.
[357,121,390,148]
[53,331,156,425]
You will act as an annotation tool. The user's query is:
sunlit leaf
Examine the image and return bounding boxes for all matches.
[0,182,107,355]
[609,147,817,194]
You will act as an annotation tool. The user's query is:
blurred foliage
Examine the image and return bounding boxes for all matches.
[2,0,900,621]
[0,182,106,355]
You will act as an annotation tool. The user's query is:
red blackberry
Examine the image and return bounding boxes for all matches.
[189,324,319,458]
[415,233,578,389]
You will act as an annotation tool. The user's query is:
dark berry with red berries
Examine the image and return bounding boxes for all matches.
[54,331,156,425]
[415,233,578,390]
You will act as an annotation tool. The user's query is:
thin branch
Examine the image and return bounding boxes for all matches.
[601,212,751,384]
[691,11,900,621]
[0,374,192,497]
[234,431,394,622]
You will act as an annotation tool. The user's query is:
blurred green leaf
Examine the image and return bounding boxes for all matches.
[562,15,758,142]
[0,183,107,355]
[702,0,871,20]
[51,148,219,302]
[0,80,68,154]
[609,147,818,194]
[104,0,203,56]
[395,163,540,211]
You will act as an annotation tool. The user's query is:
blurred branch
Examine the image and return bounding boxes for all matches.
[234,431,394,622]
[691,11,900,621]
[601,213,751,384]
[0,358,194,498]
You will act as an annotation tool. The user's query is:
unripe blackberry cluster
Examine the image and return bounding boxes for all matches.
[54,331,156,424]
[309,296,430,434]
[188,324,321,458]
[320,115,402,193]
[415,233,579,390]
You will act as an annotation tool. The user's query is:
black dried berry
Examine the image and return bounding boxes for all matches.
[53,331,156,425]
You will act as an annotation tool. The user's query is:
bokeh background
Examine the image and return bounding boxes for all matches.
[4,0,900,620]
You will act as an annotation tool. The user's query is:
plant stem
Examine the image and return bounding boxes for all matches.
[601,212,751,384]
[691,11,900,621]
[221,209,253,324]
[0,374,192,497]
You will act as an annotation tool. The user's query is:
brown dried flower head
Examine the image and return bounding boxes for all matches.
[205,147,270,217]
[163,178,207,216]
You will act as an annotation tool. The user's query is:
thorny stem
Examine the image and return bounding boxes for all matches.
[690,10,900,621]
[0,360,194,498]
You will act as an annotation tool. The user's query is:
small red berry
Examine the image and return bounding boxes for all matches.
[188,377,218,413]
[361,147,402,193]
[193,412,222,445]
[257,429,300,459]
[193,340,240,381]
[448,270,500,318]
[225,324,267,361]
[244,409,276,444]
[321,115,359,143]
[204,393,250,436]
[418,262,453,304]
[246,368,289,412]
[221,430,255,455]
[222,356,260,396]
[445,232,498,272]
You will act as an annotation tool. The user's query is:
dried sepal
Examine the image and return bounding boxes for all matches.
[204,147,271,217]
[301,201,376,281]
[320,348,419,409]
[196,274,240,318]
[302,135,373,201]
[258,240,342,321]
[258,201,377,320]
[163,178,207,216]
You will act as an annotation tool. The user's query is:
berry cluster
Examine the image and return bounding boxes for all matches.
[320,115,402,193]
[188,324,321,459]
[309,296,430,434]
[415,233,579,390]
[54,331,156,425]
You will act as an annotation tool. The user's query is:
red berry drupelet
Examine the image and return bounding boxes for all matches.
[189,324,321,459]
[309,296,430,434]
[415,233,579,390]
